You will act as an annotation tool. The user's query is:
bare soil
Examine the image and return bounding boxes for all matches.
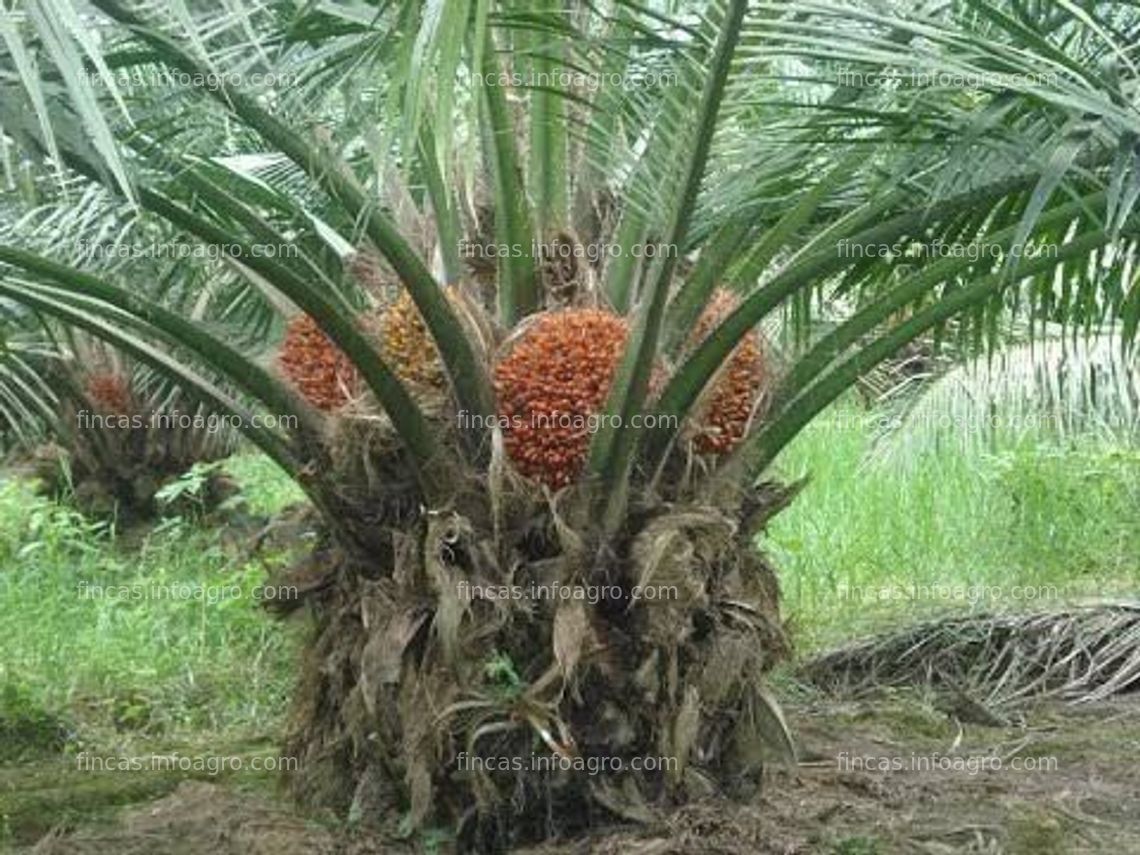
[6,692,1138,855]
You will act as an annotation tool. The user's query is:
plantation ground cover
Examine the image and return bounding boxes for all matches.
[769,407,1140,649]
[10,695,1140,854]
[1,406,1137,852]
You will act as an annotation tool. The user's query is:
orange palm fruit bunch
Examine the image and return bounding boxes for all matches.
[277,314,360,411]
[85,371,134,415]
[494,309,629,489]
[373,290,447,392]
[687,289,768,455]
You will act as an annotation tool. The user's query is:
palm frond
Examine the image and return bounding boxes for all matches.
[867,327,1140,470]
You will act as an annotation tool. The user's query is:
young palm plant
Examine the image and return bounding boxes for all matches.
[1,0,1139,848]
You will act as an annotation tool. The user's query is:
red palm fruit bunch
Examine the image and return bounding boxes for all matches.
[85,370,134,415]
[494,308,628,489]
[278,314,360,411]
[688,289,769,455]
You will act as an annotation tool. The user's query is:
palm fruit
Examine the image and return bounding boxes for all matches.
[688,289,768,455]
[85,371,134,415]
[373,290,447,392]
[278,314,359,411]
[494,309,628,489]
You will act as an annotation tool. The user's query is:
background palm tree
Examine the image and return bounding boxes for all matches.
[0,150,266,517]
[1,0,1138,848]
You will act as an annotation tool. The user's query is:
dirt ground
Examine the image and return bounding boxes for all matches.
[5,691,1138,855]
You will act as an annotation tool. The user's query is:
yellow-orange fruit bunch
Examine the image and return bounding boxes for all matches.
[278,314,359,411]
[688,290,768,455]
[85,371,134,415]
[494,309,628,489]
[374,290,447,392]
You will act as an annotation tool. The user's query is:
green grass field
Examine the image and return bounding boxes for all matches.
[0,462,304,758]
[767,406,1140,649]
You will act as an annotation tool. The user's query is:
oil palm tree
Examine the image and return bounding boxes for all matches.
[1,0,1138,848]
[0,152,267,517]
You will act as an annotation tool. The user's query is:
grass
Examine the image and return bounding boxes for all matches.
[0,457,308,846]
[220,453,305,518]
[0,460,304,750]
[767,401,1140,650]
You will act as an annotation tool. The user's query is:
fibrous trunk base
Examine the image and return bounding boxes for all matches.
[280,475,790,851]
